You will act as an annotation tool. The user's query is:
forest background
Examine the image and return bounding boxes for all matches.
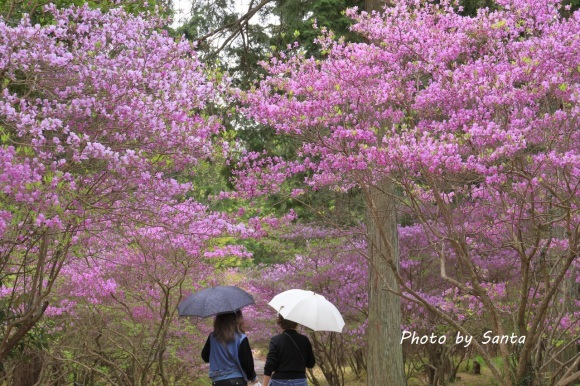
[0,0,579,385]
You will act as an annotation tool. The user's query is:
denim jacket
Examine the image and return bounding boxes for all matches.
[208,332,247,381]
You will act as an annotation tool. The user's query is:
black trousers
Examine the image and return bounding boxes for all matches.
[212,377,246,386]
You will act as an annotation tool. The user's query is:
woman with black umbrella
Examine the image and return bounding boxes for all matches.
[201,310,262,386]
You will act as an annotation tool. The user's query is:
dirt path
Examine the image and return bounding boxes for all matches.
[254,358,265,383]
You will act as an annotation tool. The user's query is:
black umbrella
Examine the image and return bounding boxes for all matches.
[178,285,255,318]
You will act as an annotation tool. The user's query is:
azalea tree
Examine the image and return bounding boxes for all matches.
[34,208,251,385]
[397,223,519,385]
[236,0,580,384]
[0,4,241,365]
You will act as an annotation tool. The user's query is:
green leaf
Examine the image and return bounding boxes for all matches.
[491,20,506,29]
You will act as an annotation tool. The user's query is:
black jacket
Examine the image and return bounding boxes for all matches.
[264,329,315,379]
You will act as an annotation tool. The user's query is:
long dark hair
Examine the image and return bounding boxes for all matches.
[213,310,244,343]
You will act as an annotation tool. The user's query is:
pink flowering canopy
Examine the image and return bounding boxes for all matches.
[237,0,580,383]
[0,4,255,361]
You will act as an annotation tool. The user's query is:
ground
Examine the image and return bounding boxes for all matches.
[254,356,496,385]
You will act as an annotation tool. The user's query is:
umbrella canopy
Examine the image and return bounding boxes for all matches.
[178,285,255,318]
[268,289,345,332]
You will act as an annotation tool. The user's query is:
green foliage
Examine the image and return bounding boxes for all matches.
[456,0,497,16]
[242,234,303,264]
[186,159,233,204]
[175,0,239,43]
[270,0,361,57]
[0,313,56,360]
[0,0,169,26]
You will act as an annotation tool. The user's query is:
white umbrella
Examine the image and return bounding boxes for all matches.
[268,289,345,332]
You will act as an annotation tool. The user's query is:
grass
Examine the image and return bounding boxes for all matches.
[407,365,495,386]
[308,367,365,385]
[256,353,498,386]
[307,363,495,386]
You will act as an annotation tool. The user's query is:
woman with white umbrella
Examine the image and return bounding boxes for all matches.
[262,314,316,386]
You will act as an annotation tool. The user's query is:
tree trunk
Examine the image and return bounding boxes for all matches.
[12,349,43,386]
[365,0,388,12]
[362,0,403,382]
[366,181,405,386]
